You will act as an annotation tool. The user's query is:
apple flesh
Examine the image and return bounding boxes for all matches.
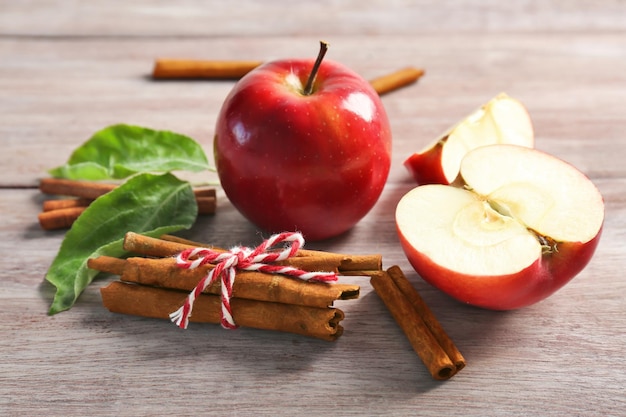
[404,93,534,185]
[214,51,392,241]
[396,144,604,310]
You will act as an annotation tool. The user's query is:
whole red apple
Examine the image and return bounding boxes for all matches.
[396,144,604,310]
[214,43,392,240]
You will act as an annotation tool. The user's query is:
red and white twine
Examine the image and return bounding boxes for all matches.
[170,231,338,330]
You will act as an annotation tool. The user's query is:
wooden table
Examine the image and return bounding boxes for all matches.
[1,2,625,416]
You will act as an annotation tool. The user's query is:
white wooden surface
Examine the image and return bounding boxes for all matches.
[1,1,625,416]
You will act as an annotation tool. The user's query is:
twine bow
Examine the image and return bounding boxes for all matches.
[169,231,338,329]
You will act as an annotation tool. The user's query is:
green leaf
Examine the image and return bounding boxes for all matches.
[49,124,212,180]
[46,172,198,314]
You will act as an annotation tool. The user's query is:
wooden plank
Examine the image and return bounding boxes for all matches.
[0,0,624,37]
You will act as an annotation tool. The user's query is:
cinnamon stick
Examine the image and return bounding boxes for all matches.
[124,231,212,257]
[151,59,424,95]
[89,255,126,275]
[371,267,462,380]
[195,196,217,215]
[369,67,425,95]
[152,59,263,80]
[40,178,216,201]
[100,281,345,341]
[88,256,359,308]
[42,198,92,211]
[159,234,383,271]
[38,207,87,231]
[125,232,381,273]
[39,178,116,199]
[42,195,215,214]
[161,233,381,272]
[158,233,207,247]
[193,187,217,198]
[124,233,336,272]
[387,266,465,372]
[295,249,382,272]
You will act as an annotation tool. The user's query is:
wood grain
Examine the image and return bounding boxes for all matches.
[1,2,625,416]
[2,33,625,186]
[1,0,624,37]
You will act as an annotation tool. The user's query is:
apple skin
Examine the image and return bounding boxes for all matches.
[214,58,392,241]
[403,144,446,185]
[397,225,603,310]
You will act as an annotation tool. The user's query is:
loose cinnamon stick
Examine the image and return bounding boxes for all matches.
[151,59,424,95]
[371,267,460,380]
[387,265,465,372]
[101,281,345,341]
[38,207,87,231]
[195,196,217,215]
[193,187,217,198]
[40,195,215,216]
[88,256,359,308]
[40,178,117,200]
[369,67,425,95]
[40,178,216,201]
[152,59,263,80]
[42,198,92,211]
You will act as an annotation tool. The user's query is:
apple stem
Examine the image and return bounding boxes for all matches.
[303,41,329,96]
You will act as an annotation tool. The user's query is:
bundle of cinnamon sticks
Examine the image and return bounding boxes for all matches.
[90,232,464,379]
[37,178,216,230]
[91,232,380,342]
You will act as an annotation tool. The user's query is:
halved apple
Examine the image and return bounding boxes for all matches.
[396,144,604,310]
[404,93,534,185]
